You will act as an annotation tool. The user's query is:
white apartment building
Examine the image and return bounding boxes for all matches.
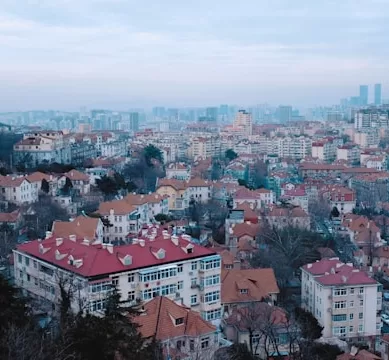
[0,175,37,204]
[337,145,360,164]
[189,136,221,159]
[301,258,382,344]
[14,228,222,324]
[100,139,127,157]
[276,136,312,160]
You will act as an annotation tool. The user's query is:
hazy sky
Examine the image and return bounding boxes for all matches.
[0,0,388,110]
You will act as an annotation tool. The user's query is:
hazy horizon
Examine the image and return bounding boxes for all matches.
[1,0,388,111]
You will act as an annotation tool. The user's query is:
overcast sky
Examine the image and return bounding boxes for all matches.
[0,0,388,111]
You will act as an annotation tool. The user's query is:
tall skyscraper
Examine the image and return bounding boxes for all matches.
[129,112,140,131]
[205,107,218,122]
[233,110,252,136]
[278,105,292,123]
[374,84,382,105]
[359,85,368,106]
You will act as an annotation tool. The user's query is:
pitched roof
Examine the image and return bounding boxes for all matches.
[157,178,187,191]
[186,177,211,188]
[26,172,52,183]
[302,259,377,286]
[0,210,20,223]
[16,233,217,278]
[98,200,137,215]
[336,349,381,360]
[134,296,216,340]
[0,175,29,187]
[230,222,259,238]
[63,170,89,181]
[221,268,279,304]
[52,215,101,240]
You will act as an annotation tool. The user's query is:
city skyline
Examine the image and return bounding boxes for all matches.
[1,0,389,110]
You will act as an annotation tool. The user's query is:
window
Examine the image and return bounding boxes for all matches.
[25,257,30,266]
[204,291,220,303]
[128,291,135,301]
[128,274,134,283]
[333,288,347,296]
[142,287,160,300]
[177,264,183,273]
[191,261,197,270]
[205,309,221,321]
[90,299,106,312]
[18,254,22,263]
[332,314,347,322]
[359,287,364,294]
[350,288,355,294]
[89,282,111,293]
[190,340,195,351]
[359,299,364,306]
[161,284,176,296]
[358,324,364,333]
[349,300,354,308]
[33,260,37,269]
[333,326,346,336]
[203,274,220,287]
[175,317,184,326]
[251,334,260,344]
[27,274,30,282]
[359,312,363,319]
[349,326,354,333]
[191,278,197,286]
[201,337,209,349]
[112,276,119,286]
[176,340,185,350]
[334,301,346,309]
[191,295,198,305]
[350,313,354,320]
[200,257,221,270]
[178,281,183,290]
[240,289,248,294]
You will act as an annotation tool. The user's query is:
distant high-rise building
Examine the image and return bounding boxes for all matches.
[205,107,218,122]
[152,107,165,118]
[375,84,382,105]
[233,110,252,136]
[278,105,292,123]
[129,112,140,132]
[359,85,368,106]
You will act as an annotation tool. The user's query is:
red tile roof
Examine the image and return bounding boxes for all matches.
[302,259,377,286]
[16,233,217,278]
[0,210,20,223]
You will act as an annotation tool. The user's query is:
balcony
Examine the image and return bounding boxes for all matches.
[219,337,233,348]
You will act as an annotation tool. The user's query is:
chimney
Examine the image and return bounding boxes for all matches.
[307,263,312,268]
[106,244,114,254]
[82,238,90,246]
[171,235,179,246]
[56,237,63,246]
[69,234,77,242]
[45,231,52,239]
[139,239,146,247]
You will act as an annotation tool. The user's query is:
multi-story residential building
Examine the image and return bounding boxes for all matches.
[301,258,382,346]
[0,175,37,204]
[364,156,388,171]
[156,179,189,212]
[26,171,59,198]
[353,130,380,148]
[276,136,312,160]
[280,188,309,212]
[337,145,360,165]
[188,136,221,160]
[186,178,212,203]
[354,108,389,130]
[233,187,274,208]
[233,110,252,136]
[13,131,71,167]
[166,162,191,181]
[70,142,98,166]
[100,138,127,157]
[320,185,356,215]
[266,205,310,230]
[58,170,90,195]
[14,228,222,324]
[312,139,337,162]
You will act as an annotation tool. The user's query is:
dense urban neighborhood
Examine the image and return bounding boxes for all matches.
[2,97,389,360]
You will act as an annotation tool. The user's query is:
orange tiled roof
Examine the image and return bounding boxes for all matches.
[230,222,259,238]
[221,268,279,304]
[63,170,89,181]
[134,296,216,341]
[98,200,137,215]
[52,215,101,241]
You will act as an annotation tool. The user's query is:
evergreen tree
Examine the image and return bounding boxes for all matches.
[41,178,50,194]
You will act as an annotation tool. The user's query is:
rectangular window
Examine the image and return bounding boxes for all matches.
[204,291,220,303]
[33,260,37,269]
[178,281,183,290]
[350,313,354,320]
[177,264,183,273]
[332,314,347,322]
[349,326,354,333]
[334,301,346,309]
[128,274,134,283]
[18,254,22,263]
[359,313,363,319]
[191,261,197,271]
[203,274,220,287]
[359,287,364,294]
[359,299,364,306]
[205,309,221,321]
[25,257,30,266]
[358,324,364,333]
[333,288,347,296]
[190,340,195,351]
[332,326,346,336]
[127,291,135,301]
[349,301,354,308]
[201,337,209,349]
[191,294,198,305]
[350,288,355,294]
[161,284,177,296]
[112,276,119,286]
[200,257,221,270]
[191,278,197,286]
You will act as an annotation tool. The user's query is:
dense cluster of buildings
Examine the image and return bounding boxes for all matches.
[5,93,389,359]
